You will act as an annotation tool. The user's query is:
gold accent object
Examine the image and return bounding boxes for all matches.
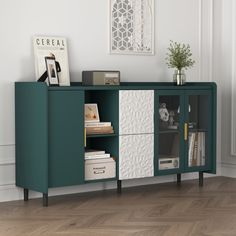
[184,123,188,141]
[84,128,86,147]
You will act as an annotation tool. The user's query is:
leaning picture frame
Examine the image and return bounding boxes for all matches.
[84,104,100,123]
[45,56,59,86]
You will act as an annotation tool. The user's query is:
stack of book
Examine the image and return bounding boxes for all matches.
[188,132,205,167]
[85,122,114,135]
[85,149,111,160]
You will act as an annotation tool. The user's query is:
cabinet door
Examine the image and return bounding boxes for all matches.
[119,134,154,180]
[155,91,185,175]
[48,91,84,187]
[119,90,154,135]
[185,90,212,170]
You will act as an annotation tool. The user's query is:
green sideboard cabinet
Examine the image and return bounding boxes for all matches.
[15,82,217,206]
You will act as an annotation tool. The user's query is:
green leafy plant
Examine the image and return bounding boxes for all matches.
[166,41,195,71]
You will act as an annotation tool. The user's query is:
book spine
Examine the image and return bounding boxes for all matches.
[197,132,201,166]
[85,122,111,127]
[188,133,195,167]
[86,126,114,134]
[85,151,105,157]
[201,132,206,166]
[192,132,198,166]
[85,154,111,160]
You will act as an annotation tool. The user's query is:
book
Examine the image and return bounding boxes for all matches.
[192,132,198,166]
[85,153,111,160]
[188,132,206,167]
[85,122,112,128]
[86,126,114,134]
[188,133,195,167]
[197,132,201,166]
[33,36,70,86]
[200,132,206,166]
[85,149,105,157]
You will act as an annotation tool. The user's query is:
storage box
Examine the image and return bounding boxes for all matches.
[85,158,116,181]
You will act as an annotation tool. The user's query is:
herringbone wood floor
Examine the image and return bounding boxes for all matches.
[1,177,236,236]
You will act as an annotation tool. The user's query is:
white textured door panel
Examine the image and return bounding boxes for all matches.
[119,134,154,180]
[119,90,154,135]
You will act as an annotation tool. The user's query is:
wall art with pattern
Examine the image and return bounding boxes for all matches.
[110,0,154,55]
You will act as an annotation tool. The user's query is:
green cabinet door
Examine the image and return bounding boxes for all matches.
[184,90,213,172]
[48,90,85,187]
[154,90,185,175]
[15,82,48,194]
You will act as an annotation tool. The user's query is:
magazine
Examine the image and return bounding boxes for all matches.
[33,36,70,86]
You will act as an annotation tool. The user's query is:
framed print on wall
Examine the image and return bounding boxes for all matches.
[109,0,154,55]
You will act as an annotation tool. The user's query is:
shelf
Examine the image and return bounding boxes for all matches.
[159,129,179,134]
[86,133,118,138]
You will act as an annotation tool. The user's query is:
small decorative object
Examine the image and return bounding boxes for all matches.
[166,41,195,85]
[84,104,100,123]
[110,0,154,55]
[33,36,70,86]
[159,103,169,122]
[45,57,59,86]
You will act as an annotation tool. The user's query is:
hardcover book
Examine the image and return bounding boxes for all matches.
[85,122,112,128]
[33,36,70,86]
[85,149,106,157]
[86,126,114,135]
[85,153,111,160]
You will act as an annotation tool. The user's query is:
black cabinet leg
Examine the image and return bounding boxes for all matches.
[24,188,29,201]
[43,193,48,207]
[199,171,204,187]
[117,180,122,194]
[177,173,181,185]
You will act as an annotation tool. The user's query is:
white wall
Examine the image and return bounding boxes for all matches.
[214,0,236,176]
[0,0,215,202]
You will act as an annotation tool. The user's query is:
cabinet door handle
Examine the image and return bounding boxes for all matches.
[94,170,105,175]
[184,123,188,141]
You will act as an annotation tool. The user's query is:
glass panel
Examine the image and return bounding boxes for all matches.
[158,95,180,170]
[188,95,209,167]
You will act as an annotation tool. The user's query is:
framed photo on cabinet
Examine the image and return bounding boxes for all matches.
[84,104,100,123]
[45,57,59,86]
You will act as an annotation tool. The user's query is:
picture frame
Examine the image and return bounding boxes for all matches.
[45,56,59,86]
[84,104,100,123]
[109,0,155,55]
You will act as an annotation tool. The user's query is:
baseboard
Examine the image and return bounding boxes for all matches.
[221,162,236,178]
[0,184,22,202]
[0,172,216,203]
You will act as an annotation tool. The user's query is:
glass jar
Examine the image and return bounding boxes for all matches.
[173,69,186,85]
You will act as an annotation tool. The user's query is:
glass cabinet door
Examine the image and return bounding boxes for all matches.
[185,91,211,169]
[156,93,184,173]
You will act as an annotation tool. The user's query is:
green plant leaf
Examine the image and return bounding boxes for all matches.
[165,41,195,70]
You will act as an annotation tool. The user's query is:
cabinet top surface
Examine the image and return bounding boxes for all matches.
[15,82,217,91]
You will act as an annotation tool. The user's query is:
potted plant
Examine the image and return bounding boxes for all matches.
[166,41,195,85]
